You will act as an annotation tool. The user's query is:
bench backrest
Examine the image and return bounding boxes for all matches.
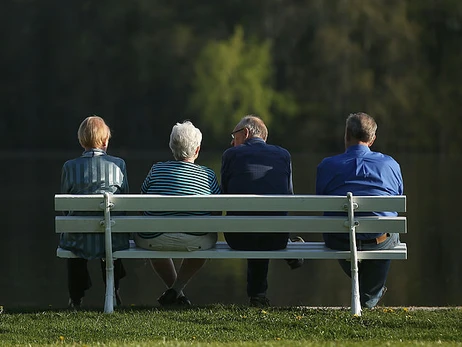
[55,194,407,235]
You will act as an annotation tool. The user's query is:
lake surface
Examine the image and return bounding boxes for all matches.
[1,151,460,309]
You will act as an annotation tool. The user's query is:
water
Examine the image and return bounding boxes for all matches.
[1,151,460,309]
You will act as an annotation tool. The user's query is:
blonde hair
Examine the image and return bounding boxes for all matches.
[78,116,111,149]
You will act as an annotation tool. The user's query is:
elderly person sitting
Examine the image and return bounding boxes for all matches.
[135,120,220,306]
[60,115,130,308]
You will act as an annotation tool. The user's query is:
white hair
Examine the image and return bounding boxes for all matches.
[169,121,202,160]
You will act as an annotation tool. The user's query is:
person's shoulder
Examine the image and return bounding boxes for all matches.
[267,143,291,156]
[62,154,83,167]
[105,154,127,169]
[149,161,173,171]
[318,152,342,166]
[201,165,218,176]
[369,151,402,173]
[106,154,126,163]
[223,145,238,155]
[62,157,76,168]
[152,160,168,167]
[371,151,400,164]
[222,146,239,160]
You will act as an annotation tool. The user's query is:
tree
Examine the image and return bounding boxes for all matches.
[189,26,296,141]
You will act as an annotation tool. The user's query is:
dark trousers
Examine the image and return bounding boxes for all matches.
[224,232,288,297]
[67,258,126,301]
[323,233,399,308]
[337,258,391,308]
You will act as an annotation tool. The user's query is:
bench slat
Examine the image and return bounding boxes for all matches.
[55,194,406,212]
[57,241,407,260]
[56,215,407,234]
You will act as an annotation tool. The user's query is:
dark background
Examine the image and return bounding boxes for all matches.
[1,0,461,309]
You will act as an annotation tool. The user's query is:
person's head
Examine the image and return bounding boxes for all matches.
[169,120,202,161]
[231,114,268,147]
[78,115,111,151]
[344,112,377,149]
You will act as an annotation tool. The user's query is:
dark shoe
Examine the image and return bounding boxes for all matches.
[249,296,270,307]
[68,298,83,309]
[176,295,192,306]
[158,288,192,306]
[286,236,305,270]
[158,288,179,306]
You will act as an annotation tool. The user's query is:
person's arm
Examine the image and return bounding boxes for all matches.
[288,156,294,195]
[60,163,70,194]
[396,163,404,195]
[138,165,154,215]
[209,170,222,215]
[141,165,154,194]
[315,162,326,195]
[382,159,404,196]
[60,163,70,216]
[220,152,229,194]
[120,160,130,194]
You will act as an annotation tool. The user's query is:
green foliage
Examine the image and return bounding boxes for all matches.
[189,26,297,140]
[0,306,461,346]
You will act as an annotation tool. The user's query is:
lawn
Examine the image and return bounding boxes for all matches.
[0,305,461,346]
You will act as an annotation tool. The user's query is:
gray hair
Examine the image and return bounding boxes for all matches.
[235,115,268,141]
[345,112,377,143]
[169,121,202,160]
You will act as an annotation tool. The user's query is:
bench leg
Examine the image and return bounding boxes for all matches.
[347,192,362,316]
[103,192,115,314]
[103,260,115,314]
[351,263,361,316]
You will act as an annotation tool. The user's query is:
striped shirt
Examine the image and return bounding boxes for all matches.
[59,148,130,259]
[138,160,221,239]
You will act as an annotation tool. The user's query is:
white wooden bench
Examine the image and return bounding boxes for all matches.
[55,193,407,315]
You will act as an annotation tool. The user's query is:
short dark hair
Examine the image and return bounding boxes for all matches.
[345,112,377,143]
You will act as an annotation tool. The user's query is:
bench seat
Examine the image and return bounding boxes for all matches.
[58,241,407,260]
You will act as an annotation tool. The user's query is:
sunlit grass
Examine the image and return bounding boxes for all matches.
[0,305,461,346]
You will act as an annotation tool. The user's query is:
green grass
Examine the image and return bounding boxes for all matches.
[0,305,461,346]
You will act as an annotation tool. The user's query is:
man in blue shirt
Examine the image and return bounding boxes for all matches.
[316,112,404,308]
[221,115,302,307]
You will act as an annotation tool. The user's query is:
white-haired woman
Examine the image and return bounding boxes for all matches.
[135,120,220,306]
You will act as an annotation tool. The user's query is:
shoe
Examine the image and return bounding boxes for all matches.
[378,286,387,304]
[68,298,83,309]
[363,286,388,309]
[158,288,192,306]
[158,288,178,306]
[176,295,192,306]
[286,236,305,270]
[249,296,270,307]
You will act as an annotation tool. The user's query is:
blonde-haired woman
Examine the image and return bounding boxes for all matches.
[60,115,130,308]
